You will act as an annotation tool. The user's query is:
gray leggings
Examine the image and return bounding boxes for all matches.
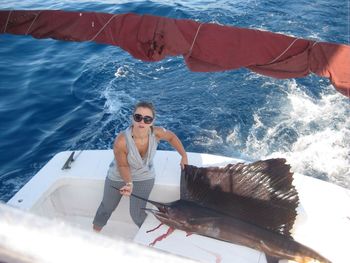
[93,177,155,228]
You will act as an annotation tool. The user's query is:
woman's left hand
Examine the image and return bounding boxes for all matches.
[180,155,188,170]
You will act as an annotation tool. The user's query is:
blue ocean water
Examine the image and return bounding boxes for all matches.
[0,0,349,202]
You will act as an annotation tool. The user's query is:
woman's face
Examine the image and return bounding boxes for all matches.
[132,107,154,130]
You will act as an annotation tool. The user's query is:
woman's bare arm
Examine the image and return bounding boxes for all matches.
[114,134,133,195]
[154,127,188,169]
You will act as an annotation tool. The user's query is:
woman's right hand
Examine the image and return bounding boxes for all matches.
[119,184,133,196]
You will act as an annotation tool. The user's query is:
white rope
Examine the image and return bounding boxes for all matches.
[186,23,203,58]
[3,10,12,33]
[311,41,319,48]
[25,12,41,35]
[266,38,300,65]
[90,14,119,41]
[307,41,320,74]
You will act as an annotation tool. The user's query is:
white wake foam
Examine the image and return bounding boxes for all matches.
[243,80,349,188]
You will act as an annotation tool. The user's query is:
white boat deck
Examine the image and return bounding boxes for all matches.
[7,150,350,263]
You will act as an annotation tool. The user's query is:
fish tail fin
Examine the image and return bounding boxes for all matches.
[293,256,329,263]
[261,241,331,263]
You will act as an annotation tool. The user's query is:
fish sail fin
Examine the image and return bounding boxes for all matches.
[181,159,299,236]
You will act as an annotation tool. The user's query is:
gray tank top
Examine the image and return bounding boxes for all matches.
[107,126,158,181]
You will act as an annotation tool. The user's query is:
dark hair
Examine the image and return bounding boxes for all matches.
[133,101,156,118]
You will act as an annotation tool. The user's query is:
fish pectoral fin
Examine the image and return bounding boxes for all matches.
[265,254,280,263]
[149,227,175,247]
[146,222,164,233]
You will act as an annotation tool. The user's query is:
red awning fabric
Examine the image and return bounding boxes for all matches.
[1,10,349,98]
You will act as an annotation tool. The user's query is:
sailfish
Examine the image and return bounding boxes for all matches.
[115,158,331,263]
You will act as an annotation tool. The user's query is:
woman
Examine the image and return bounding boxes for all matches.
[93,101,188,231]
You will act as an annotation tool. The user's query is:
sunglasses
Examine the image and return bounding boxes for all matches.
[133,113,154,124]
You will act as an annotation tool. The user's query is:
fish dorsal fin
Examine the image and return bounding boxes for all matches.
[180,159,299,236]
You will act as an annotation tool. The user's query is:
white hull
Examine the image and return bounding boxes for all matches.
[6,150,350,263]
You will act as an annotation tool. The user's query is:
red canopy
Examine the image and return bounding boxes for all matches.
[1,10,349,98]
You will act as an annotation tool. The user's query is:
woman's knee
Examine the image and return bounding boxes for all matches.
[93,203,112,228]
[130,208,147,227]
